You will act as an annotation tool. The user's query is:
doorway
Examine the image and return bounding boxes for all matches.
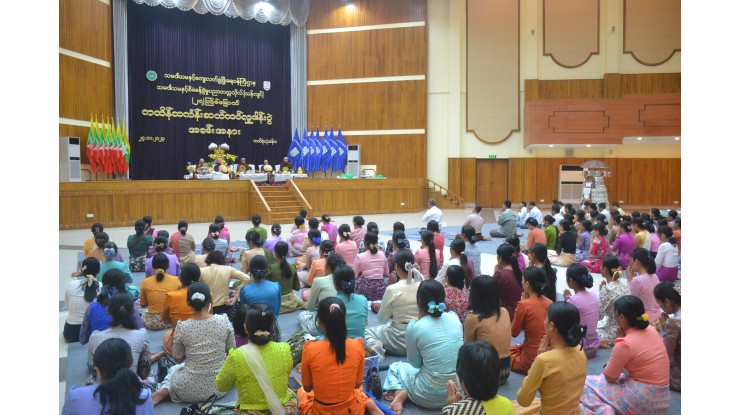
[475,159,509,208]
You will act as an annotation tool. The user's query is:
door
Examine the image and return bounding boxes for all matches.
[476,159,509,207]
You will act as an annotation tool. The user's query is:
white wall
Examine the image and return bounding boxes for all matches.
[427,0,681,187]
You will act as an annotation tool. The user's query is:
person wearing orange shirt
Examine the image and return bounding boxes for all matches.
[161,263,200,355]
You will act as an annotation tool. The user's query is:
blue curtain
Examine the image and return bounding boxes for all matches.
[127,2,291,180]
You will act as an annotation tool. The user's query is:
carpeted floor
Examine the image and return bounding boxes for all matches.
[63,242,680,415]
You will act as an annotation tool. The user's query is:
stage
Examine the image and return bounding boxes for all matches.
[59,178,429,229]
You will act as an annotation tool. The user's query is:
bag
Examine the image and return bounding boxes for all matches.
[157,355,176,383]
[287,329,307,366]
[180,393,218,415]
[137,358,151,380]
[364,365,382,399]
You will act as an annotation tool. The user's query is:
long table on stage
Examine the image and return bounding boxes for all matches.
[59,178,429,229]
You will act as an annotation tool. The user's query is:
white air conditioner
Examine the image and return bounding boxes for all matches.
[60,136,82,182]
[346,144,360,177]
[558,165,582,204]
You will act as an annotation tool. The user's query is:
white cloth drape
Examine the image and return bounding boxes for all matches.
[133,0,310,26]
[290,23,307,135]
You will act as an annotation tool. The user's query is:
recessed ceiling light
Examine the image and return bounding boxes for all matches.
[674,136,680,140]
[548,144,554,148]
[637,137,642,140]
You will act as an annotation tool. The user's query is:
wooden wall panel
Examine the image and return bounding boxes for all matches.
[624,0,681,66]
[447,158,476,202]
[342,135,426,179]
[308,81,426,130]
[505,158,680,208]
[59,179,430,229]
[475,159,509,207]
[543,0,599,68]
[59,55,114,121]
[308,27,426,80]
[524,93,680,146]
[524,73,680,104]
[59,0,112,61]
[307,0,427,29]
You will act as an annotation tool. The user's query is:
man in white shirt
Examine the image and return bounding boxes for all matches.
[421,199,443,227]
[519,201,543,229]
[516,201,528,228]
[598,202,611,222]
[551,205,564,227]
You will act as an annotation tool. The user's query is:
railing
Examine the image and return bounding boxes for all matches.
[426,179,465,206]
[249,179,271,221]
[287,179,313,213]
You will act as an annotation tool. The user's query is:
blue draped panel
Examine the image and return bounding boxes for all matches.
[127,2,291,180]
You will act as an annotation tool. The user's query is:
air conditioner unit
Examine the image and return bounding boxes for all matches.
[558,165,582,204]
[60,136,82,182]
[346,144,360,177]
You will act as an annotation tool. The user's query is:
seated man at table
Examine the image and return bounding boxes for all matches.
[262,159,273,172]
[279,156,292,172]
[236,157,248,173]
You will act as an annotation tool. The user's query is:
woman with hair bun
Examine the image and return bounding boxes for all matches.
[80,269,143,345]
[492,243,523,322]
[382,280,463,413]
[140,253,181,331]
[365,249,422,359]
[516,302,587,414]
[626,248,662,327]
[563,264,600,358]
[87,293,152,373]
[527,243,557,303]
[654,281,681,391]
[298,297,384,415]
[335,223,358,267]
[240,256,282,326]
[435,239,474,290]
[610,222,635,269]
[461,226,481,275]
[266,241,306,313]
[580,223,609,273]
[654,226,679,282]
[216,303,299,414]
[170,220,196,266]
[241,230,276,275]
[64,257,100,343]
[152,282,235,406]
[580,295,670,414]
[127,219,153,272]
[509,267,553,375]
[595,256,630,348]
[333,264,368,339]
[350,215,367,247]
[415,230,443,279]
[97,242,133,283]
[353,232,389,301]
[62,338,153,415]
[264,224,288,257]
[162,263,201,355]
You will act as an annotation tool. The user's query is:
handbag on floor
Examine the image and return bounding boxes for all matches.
[180,393,218,415]
[157,355,176,383]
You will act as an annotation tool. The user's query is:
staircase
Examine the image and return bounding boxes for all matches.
[253,180,312,224]
[426,179,465,209]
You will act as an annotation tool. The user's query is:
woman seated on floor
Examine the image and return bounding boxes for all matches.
[62,338,153,415]
[242,230,276,275]
[382,280,463,413]
[335,224,358,267]
[505,235,527,271]
[548,219,577,267]
[654,281,681,392]
[353,232,389,302]
[298,297,383,415]
[580,295,670,414]
[297,229,322,286]
[97,242,133,284]
[435,239,473,290]
[626,248,663,328]
[575,220,592,262]
[85,231,123,263]
[510,267,553,375]
[152,282,236,406]
[216,303,299,414]
[127,219,153,273]
[414,230,442,280]
[492,243,523,322]
[357,222,385,254]
[516,302,587,415]
[300,240,333,302]
[460,226,481,275]
[442,265,468,324]
[80,269,143,345]
[297,253,342,336]
[87,293,153,375]
[240,256,282,339]
[596,255,630,348]
[442,341,515,415]
[563,263,600,359]
[464,275,512,385]
[170,220,197,266]
[365,249,423,360]
[267,241,307,313]
[140,253,181,331]
[610,222,635,270]
[580,223,609,273]
[145,236,180,277]
[654,226,680,282]
[64,258,100,343]
[161,263,200,355]
[527,243,557,302]
[333,264,368,340]
[199,250,251,315]
[290,216,309,258]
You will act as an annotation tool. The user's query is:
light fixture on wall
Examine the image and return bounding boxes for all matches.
[530,29,535,36]
[611,25,616,33]
[548,144,554,148]
[674,136,680,140]
[586,144,591,148]
[637,137,643,140]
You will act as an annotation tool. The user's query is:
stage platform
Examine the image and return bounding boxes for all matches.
[59,178,429,230]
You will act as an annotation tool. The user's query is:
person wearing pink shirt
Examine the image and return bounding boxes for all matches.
[610,222,635,269]
[580,295,670,414]
[414,230,443,279]
[350,215,367,247]
[426,220,445,252]
[320,213,338,246]
[214,215,231,244]
[289,216,308,258]
[626,248,662,326]
[335,223,358,267]
[353,233,389,301]
[563,264,600,359]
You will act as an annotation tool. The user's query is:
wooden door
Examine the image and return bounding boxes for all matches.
[476,159,509,207]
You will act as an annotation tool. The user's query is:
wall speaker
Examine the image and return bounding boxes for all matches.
[565,148,574,157]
